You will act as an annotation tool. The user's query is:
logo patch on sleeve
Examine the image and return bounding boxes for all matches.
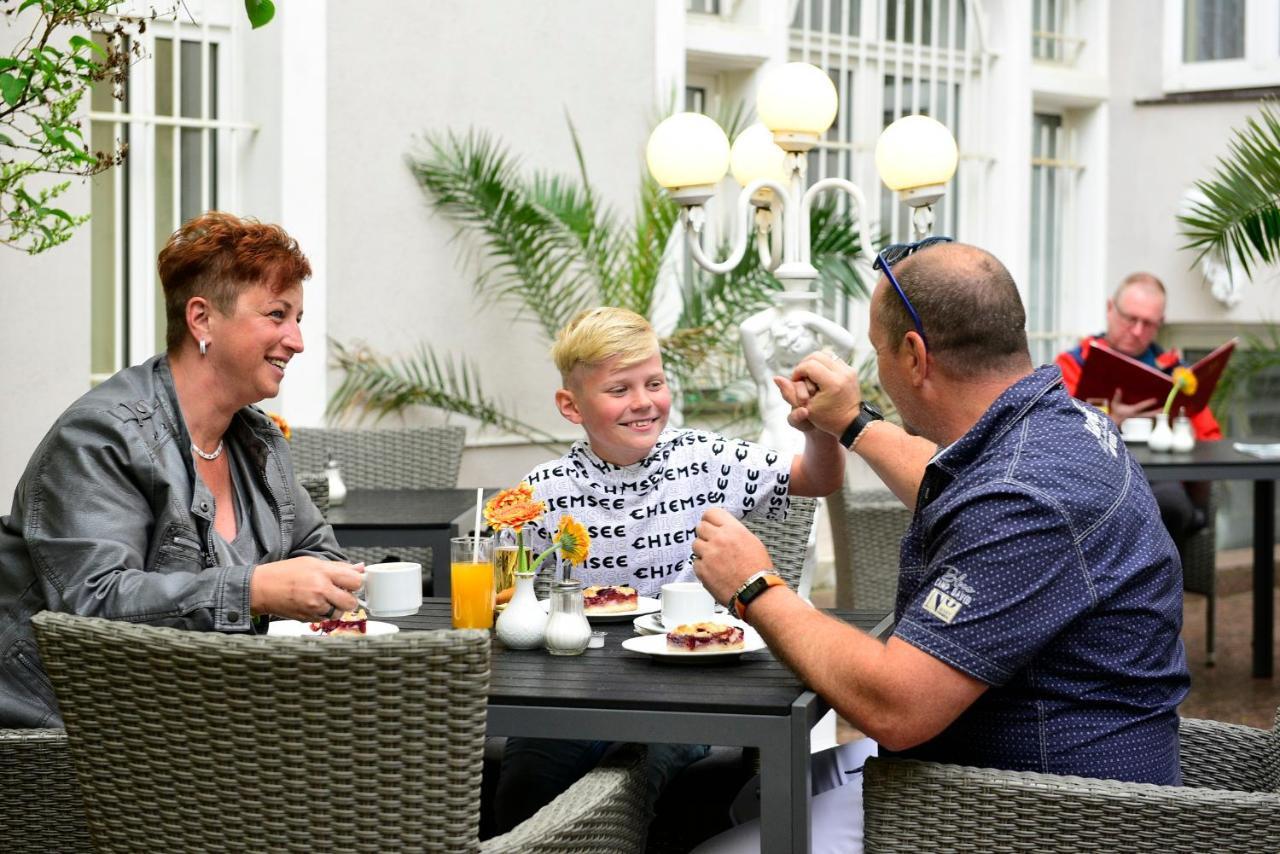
[921,566,974,624]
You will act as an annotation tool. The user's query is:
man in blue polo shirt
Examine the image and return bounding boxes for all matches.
[690,241,1189,853]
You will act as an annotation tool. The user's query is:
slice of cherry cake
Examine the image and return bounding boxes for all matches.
[309,607,368,636]
[583,585,638,614]
[666,621,745,653]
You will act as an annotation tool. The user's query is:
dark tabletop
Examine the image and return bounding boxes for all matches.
[325,488,481,530]
[390,599,892,717]
[1128,440,1280,481]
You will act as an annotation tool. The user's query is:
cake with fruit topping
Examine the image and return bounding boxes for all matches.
[308,607,368,636]
[583,584,638,614]
[666,621,745,653]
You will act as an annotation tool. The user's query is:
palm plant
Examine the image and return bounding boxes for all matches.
[329,119,872,441]
[1179,99,1280,429]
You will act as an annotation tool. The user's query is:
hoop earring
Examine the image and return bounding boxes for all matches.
[199,339,208,357]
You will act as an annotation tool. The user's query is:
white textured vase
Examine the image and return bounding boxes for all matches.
[495,572,547,650]
[1147,413,1174,452]
[1171,416,1196,453]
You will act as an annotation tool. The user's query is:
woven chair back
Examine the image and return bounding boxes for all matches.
[33,612,490,853]
[828,487,911,611]
[291,426,465,490]
[0,728,91,853]
[742,496,817,592]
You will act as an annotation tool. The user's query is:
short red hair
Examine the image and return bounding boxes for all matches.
[157,211,312,352]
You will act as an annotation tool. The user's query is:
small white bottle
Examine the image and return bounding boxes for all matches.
[325,454,347,506]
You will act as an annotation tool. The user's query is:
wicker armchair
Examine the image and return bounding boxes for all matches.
[827,487,911,611]
[0,728,91,853]
[291,425,466,579]
[31,611,649,854]
[1180,488,1219,666]
[743,496,818,597]
[297,470,329,518]
[862,709,1280,853]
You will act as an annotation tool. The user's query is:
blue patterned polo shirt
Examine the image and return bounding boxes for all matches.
[888,365,1190,785]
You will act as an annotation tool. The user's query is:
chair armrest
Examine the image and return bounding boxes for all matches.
[1180,714,1280,792]
[481,743,650,854]
[863,757,1280,853]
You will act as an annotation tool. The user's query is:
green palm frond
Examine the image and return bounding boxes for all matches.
[1178,99,1280,280]
[406,130,597,339]
[1211,326,1280,433]
[327,340,565,449]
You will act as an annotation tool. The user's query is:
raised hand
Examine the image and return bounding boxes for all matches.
[250,557,365,621]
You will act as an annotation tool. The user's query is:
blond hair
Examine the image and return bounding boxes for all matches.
[551,307,659,385]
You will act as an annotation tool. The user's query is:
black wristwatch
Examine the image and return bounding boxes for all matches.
[731,570,786,619]
[839,401,884,449]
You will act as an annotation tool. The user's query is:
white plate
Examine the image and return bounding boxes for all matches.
[632,610,739,636]
[621,627,767,661]
[540,595,661,623]
[268,619,400,637]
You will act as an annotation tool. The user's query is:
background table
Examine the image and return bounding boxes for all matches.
[326,489,486,597]
[393,600,893,853]
[1130,442,1280,677]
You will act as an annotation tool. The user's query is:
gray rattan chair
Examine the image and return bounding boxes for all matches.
[1180,488,1219,666]
[298,470,329,518]
[743,496,817,596]
[32,611,649,854]
[828,487,911,611]
[291,425,466,582]
[862,708,1280,853]
[0,727,91,853]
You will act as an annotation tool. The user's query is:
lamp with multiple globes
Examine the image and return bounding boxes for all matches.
[645,62,958,296]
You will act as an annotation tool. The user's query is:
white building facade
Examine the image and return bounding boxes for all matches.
[2,0,1277,504]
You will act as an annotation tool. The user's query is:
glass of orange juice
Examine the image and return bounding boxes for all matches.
[451,536,495,629]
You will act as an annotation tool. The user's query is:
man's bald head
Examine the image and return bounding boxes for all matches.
[875,242,1032,378]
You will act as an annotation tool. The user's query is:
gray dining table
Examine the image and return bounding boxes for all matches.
[390,599,894,853]
[1129,441,1280,677]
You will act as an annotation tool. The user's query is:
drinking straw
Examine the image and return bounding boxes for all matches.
[472,487,484,563]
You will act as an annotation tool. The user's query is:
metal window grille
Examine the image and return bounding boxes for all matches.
[87,6,252,382]
[1028,112,1080,367]
[789,0,994,326]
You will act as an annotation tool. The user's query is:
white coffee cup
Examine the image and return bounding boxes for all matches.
[660,581,715,628]
[1122,417,1153,442]
[357,562,422,618]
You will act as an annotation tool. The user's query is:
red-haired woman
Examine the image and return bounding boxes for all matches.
[0,212,363,728]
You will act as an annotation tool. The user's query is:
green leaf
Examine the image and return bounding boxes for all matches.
[0,58,19,71]
[0,73,25,106]
[68,35,106,57]
[244,0,276,29]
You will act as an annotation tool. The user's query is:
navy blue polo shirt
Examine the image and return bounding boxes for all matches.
[888,365,1190,785]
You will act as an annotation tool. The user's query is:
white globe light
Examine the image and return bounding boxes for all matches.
[645,112,731,190]
[874,115,959,193]
[729,123,789,189]
[756,62,838,138]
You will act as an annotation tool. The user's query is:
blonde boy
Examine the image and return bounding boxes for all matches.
[521,306,845,596]
[495,307,846,834]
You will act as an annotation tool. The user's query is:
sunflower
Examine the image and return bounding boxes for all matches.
[484,482,546,532]
[554,515,591,566]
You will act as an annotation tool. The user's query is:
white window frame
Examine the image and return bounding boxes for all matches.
[1163,0,1280,92]
[87,2,252,379]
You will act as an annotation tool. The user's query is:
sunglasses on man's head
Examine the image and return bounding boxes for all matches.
[872,236,955,348]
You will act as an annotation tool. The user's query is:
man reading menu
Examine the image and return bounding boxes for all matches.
[1055,271,1218,555]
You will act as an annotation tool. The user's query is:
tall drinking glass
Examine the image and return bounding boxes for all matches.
[493,531,530,598]
[451,536,495,629]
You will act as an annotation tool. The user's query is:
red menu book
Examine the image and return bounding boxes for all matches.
[1073,338,1236,415]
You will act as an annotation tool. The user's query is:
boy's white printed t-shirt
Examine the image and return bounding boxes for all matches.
[521,428,793,597]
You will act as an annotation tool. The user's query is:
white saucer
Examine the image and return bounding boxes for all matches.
[540,595,661,623]
[632,610,739,635]
[268,619,399,637]
[621,629,767,662]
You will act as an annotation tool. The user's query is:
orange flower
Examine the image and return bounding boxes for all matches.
[555,515,590,566]
[267,411,291,441]
[484,483,546,532]
[1164,367,1198,416]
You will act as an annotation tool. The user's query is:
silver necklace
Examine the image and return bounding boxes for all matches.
[191,440,225,461]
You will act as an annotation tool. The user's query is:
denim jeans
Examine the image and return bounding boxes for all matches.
[494,736,711,833]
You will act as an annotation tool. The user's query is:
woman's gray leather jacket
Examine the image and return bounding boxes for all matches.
[0,355,342,727]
